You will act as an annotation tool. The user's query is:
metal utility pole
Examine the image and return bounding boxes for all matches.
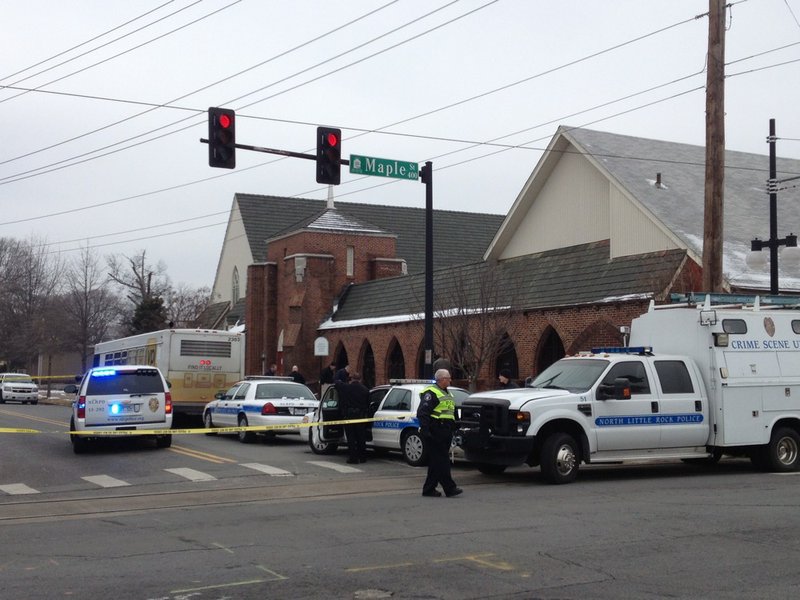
[702,0,726,292]
[420,162,434,380]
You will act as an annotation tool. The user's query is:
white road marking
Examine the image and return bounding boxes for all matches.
[307,460,362,473]
[0,483,39,495]
[240,463,294,476]
[82,475,130,488]
[165,467,217,482]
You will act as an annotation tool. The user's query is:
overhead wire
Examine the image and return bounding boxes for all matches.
[0,0,401,168]
[0,0,177,83]
[0,0,482,184]
[0,0,241,106]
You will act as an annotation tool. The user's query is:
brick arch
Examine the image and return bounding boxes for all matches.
[385,337,406,380]
[358,338,376,389]
[494,331,519,379]
[569,320,624,354]
[333,340,349,370]
[534,325,565,376]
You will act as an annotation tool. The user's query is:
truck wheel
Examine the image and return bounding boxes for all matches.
[155,434,172,449]
[402,430,428,467]
[70,418,88,455]
[540,432,579,484]
[238,415,256,443]
[764,427,800,472]
[477,463,507,475]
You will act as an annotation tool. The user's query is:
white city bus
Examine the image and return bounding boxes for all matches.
[92,329,245,416]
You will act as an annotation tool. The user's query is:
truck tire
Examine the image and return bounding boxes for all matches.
[540,432,579,484]
[763,427,800,472]
[155,434,172,449]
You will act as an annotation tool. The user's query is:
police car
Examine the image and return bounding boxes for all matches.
[305,380,469,466]
[202,376,319,443]
[64,365,173,454]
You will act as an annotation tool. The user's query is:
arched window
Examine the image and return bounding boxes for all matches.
[495,333,519,379]
[232,267,240,304]
[387,339,405,380]
[360,341,376,388]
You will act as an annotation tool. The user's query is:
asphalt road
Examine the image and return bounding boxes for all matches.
[2,403,800,599]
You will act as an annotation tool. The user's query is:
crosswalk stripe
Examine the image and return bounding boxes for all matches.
[240,463,294,477]
[165,467,216,482]
[82,475,130,488]
[0,483,40,495]
[307,460,362,474]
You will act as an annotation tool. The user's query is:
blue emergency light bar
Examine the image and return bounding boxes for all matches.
[591,346,653,355]
[92,368,117,377]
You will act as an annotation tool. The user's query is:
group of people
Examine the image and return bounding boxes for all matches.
[263,363,307,385]
[266,360,523,498]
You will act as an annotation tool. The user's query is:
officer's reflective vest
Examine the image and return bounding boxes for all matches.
[422,385,455,421]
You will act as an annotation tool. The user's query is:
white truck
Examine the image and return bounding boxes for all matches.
[458,296,800,484]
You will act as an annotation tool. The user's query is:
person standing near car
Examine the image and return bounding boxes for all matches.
[497,368,517,389]
[335,371,369,464]
[334,364,351,383]
[290,365,306,385]
[417,368,462,498]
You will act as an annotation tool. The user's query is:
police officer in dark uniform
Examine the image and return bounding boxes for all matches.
[335,372,370,464]
[417,368,462,498]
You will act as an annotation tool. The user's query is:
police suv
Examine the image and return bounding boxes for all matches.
[65,365,173,454]
[459,295,800,483]
[306,380,469,466]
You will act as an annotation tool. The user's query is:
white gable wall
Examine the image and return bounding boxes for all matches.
[499,147,680,261]
[211,200,254,304]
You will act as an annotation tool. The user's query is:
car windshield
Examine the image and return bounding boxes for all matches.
[86,369,164,395]
[255,383,316,400]
[529,359,609,393]
[4,374,33,383]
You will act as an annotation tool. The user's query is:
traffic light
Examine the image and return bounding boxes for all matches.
[316,126,341,185]
[208,107,236,169]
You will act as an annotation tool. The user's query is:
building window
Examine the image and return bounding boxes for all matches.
[232,267,240,303]
[346,246,354,277]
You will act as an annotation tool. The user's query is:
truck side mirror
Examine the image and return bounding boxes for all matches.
[597,377,632,400]
[63,384,78,395]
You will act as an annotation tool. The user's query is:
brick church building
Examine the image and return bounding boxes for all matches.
[202,126,800,391]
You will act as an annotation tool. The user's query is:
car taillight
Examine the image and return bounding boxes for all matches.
[165,392,172,414]
[261,402,277,415]
[77,396,86,419]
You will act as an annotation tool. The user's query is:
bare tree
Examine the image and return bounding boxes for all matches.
[432,261,518,391]
[2,236,63,371]
[164,283,211,328]
[60,245,124,371]
[107,249,170,305]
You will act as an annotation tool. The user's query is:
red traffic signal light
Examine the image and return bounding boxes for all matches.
[208,107,236,169]
[316,126,341,185]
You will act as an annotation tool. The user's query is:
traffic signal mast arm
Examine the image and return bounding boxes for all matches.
[200,138,351,165]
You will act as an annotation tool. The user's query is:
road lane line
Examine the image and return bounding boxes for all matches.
[82,475,130,488]
[307,460,362,473]
[165,467,216,482]
[0,409,67,427]
[169,444,237,463]
[0,483,40,495]
[240,463,294,477]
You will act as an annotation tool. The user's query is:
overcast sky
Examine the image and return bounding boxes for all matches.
[3,0,800,289]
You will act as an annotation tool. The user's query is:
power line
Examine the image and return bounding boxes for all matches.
[0,0,228,104]
[0,0,177,83]
[0,0,480,184]
[0,0,401,168]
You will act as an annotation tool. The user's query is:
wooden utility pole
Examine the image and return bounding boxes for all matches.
[702,0,726,292]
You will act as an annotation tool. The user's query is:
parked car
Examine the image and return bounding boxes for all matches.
[202,376,319,443]
[64,365,173,454]
[0,372,38,404]
[304,380,469,466]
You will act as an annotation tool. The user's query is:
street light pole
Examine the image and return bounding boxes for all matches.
[750,118,798,294]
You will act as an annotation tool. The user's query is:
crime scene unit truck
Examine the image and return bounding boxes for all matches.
[458,295,800,484]
[92,329,244,416]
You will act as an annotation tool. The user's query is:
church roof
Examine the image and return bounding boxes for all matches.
[561,126,800,290]
[323,240,688,327]
[236,194,504,275]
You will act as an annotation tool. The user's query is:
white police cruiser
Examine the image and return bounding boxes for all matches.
[202,376,319,443]
[65,365,173,454]
[305,380,469,466]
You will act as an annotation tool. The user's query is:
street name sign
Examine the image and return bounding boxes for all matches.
[349,154,419,180]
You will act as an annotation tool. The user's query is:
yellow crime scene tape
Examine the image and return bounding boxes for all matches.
[0,417,380,436]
